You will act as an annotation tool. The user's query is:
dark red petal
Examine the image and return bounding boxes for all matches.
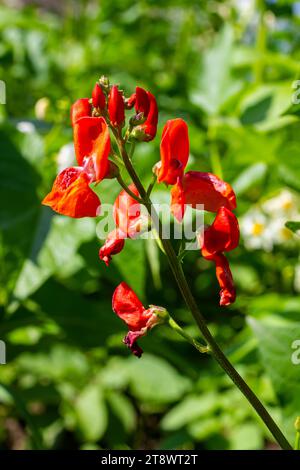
[42,167,100,218]
[70,98,91,126]
[123,331,144,358]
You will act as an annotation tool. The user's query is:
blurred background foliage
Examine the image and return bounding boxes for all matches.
[0,0,300,450]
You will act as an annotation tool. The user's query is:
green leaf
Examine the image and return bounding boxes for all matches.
[190,25,242,115]
[161,393,219,431]
[0,127,41,304]
[248,316,300,443]
[232,162,267,196]
[285,221,300,234]
[113,239,146,299]
[107,391,136,433]
[228,423,264,450]
[75,384,107,442]
[127,354,191,404]
[14,214,96,300]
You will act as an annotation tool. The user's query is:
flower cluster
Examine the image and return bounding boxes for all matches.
[42,76,239,355]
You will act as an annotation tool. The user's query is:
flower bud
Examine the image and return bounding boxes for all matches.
[108,85,125,127]
[295,417,300,432]
[99,75,110,90]
[92,83,106,110]
[129,112,146,127]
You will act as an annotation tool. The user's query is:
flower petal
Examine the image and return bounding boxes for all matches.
[213,254,236,306]
[201,207,239,257]
[112,282,150,331]
[108,85,125,127]
[113,184,141,238]
[73,116,110,181]
[99,229,125,266]
[157,119,189,185]
[171,171,236,221]
[42,167,100,218]
[132,89,158,141]
[70,98,91,126]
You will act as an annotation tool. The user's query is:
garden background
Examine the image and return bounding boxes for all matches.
[0,0,300,450]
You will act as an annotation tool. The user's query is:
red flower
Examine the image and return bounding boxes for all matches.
[73,116,110,181]
[199,207,239,306]
[201,206,239,258]
[108,85,125,127]
[155,118,189,185]
[42,167,100,218]
[131,87,158,141]
[171,171,236,222]
[212,254,236,306]
[92,83,106,110]
[112,282,164,357]
[99,185,146,265]
[113,184,142,238]
[70,98,91,126]
[99,229,125,266]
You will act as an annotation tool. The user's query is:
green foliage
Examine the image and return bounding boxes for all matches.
[0,0,300,451]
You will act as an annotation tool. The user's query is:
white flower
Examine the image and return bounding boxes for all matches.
[57,143,76,173]
[268,217,296,246]
[262,189,298,219]
[16,121,36,134]
[241,210,273,251]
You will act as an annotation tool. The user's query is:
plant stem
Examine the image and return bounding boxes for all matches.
[168,317,209,354]
[116,173,144,203]
[115,133,293,450]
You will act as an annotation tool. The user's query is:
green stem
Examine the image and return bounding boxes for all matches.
[168,317,209,354]
[115,133,292,450]
[116,173,144,203]
[146,173,157,197]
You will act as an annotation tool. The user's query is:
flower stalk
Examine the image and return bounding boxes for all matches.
[115,132,293,451]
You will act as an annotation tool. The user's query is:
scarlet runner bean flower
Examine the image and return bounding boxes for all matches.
[199,206,240,306]
[99,184,148,265]
[155,118,189,185]
[42,167,101,218]
[129,86,158,141]
[43,102,111,217]
[70,98,91,126]
[40,78,294,450]
[112,282,166,357]
[171,171,236,222]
